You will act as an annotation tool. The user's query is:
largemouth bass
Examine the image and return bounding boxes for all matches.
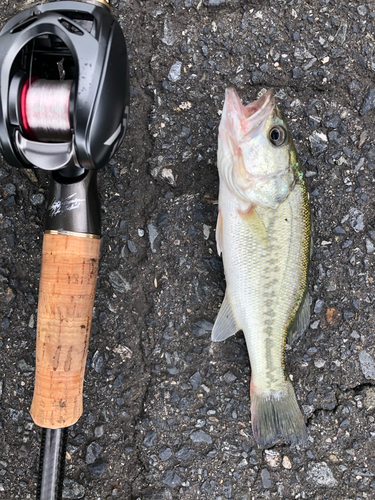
[212,87,311,447]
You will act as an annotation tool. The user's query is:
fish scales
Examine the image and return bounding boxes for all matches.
[212,87,311,447]
[220,182,310,384]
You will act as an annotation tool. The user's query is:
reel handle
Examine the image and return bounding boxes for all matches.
[30,232,100,428]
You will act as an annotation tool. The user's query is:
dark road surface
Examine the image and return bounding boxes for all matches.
[1,0,375,499]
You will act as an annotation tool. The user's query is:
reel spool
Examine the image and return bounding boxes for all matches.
[0,0,130,172]
[20,78,73,143]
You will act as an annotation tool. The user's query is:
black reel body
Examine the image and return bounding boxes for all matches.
[0,1,130,171]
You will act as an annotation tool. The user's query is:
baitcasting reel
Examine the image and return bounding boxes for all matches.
[0,0,130,172]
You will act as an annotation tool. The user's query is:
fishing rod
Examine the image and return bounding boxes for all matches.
[0,1,130,497]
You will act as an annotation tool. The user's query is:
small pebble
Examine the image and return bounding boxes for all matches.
[113,374,123,389]
[190,372,202,389]
[349,207,364,232]
[314,358,326,368]
[361,89,375,115]
[293,67,303,79]
[161,20,175,46]
[314,299,324,314]
[333,226,346,235]
[208,0,225,5]
[159,447,172,461]
[176,446,194,461]
[306,462,338,487]
[144,430,157,447]
[282,456,292,469]
[108,271,131,293]
[127,240,137,253]
[91,351,103,373]
[366,238,375,254]
[6,234,15,247]
[342,240,353,249]
[190,430,212,444]
[62,479,85,499]
[364,388,375,411]
[0,168,9,180]
[261,468,272,488]
[357,5,367,16]
[168,61,182,82]
[18,359,33,372]
[309,131,328,155]
[94,426,104,438]
[203,224,211,240]
[148,223,159,253]
[31,193,45,206]
[223,371,237,383]
[343,310,354,320]
[162,470,181,488]
[359,351,375,380]
[157,214,167,226]
[5,183,16,195]
[264,450,280,468]
[325,114,340,128]
[160,168,175,186]
[88,460,108,477]
[85,442,102,464]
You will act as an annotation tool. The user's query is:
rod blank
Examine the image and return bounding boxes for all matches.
[37,427,68,500]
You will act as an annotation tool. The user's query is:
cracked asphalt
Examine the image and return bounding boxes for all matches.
[1,0,375,499]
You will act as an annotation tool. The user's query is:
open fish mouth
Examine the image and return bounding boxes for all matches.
[225,87,276,138]
[243,90,275,120]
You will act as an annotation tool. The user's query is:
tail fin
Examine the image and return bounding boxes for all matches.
[250,379,307,447]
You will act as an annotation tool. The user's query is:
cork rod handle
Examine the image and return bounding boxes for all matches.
[30,232,100,428]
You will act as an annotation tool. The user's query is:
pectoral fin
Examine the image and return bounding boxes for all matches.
[238,207,269,248]
[211,293,239,342]
[287,292,311,345]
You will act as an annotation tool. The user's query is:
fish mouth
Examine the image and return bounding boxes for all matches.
[242,90,275,137]
[224,87,276,137]
[243,90,275,121]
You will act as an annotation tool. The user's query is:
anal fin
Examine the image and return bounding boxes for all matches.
[211,293,239,342]
[287,292,311,345]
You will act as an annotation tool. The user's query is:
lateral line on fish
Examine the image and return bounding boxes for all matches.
[260,211,279,388]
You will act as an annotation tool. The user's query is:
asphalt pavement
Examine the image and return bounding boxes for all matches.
[1,0,375,499]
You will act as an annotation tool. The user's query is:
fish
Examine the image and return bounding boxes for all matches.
[212,87,312,447]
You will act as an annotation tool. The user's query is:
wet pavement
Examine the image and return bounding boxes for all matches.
[1,0,375,498]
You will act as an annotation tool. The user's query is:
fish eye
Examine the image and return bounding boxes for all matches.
[269,126,287,147]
